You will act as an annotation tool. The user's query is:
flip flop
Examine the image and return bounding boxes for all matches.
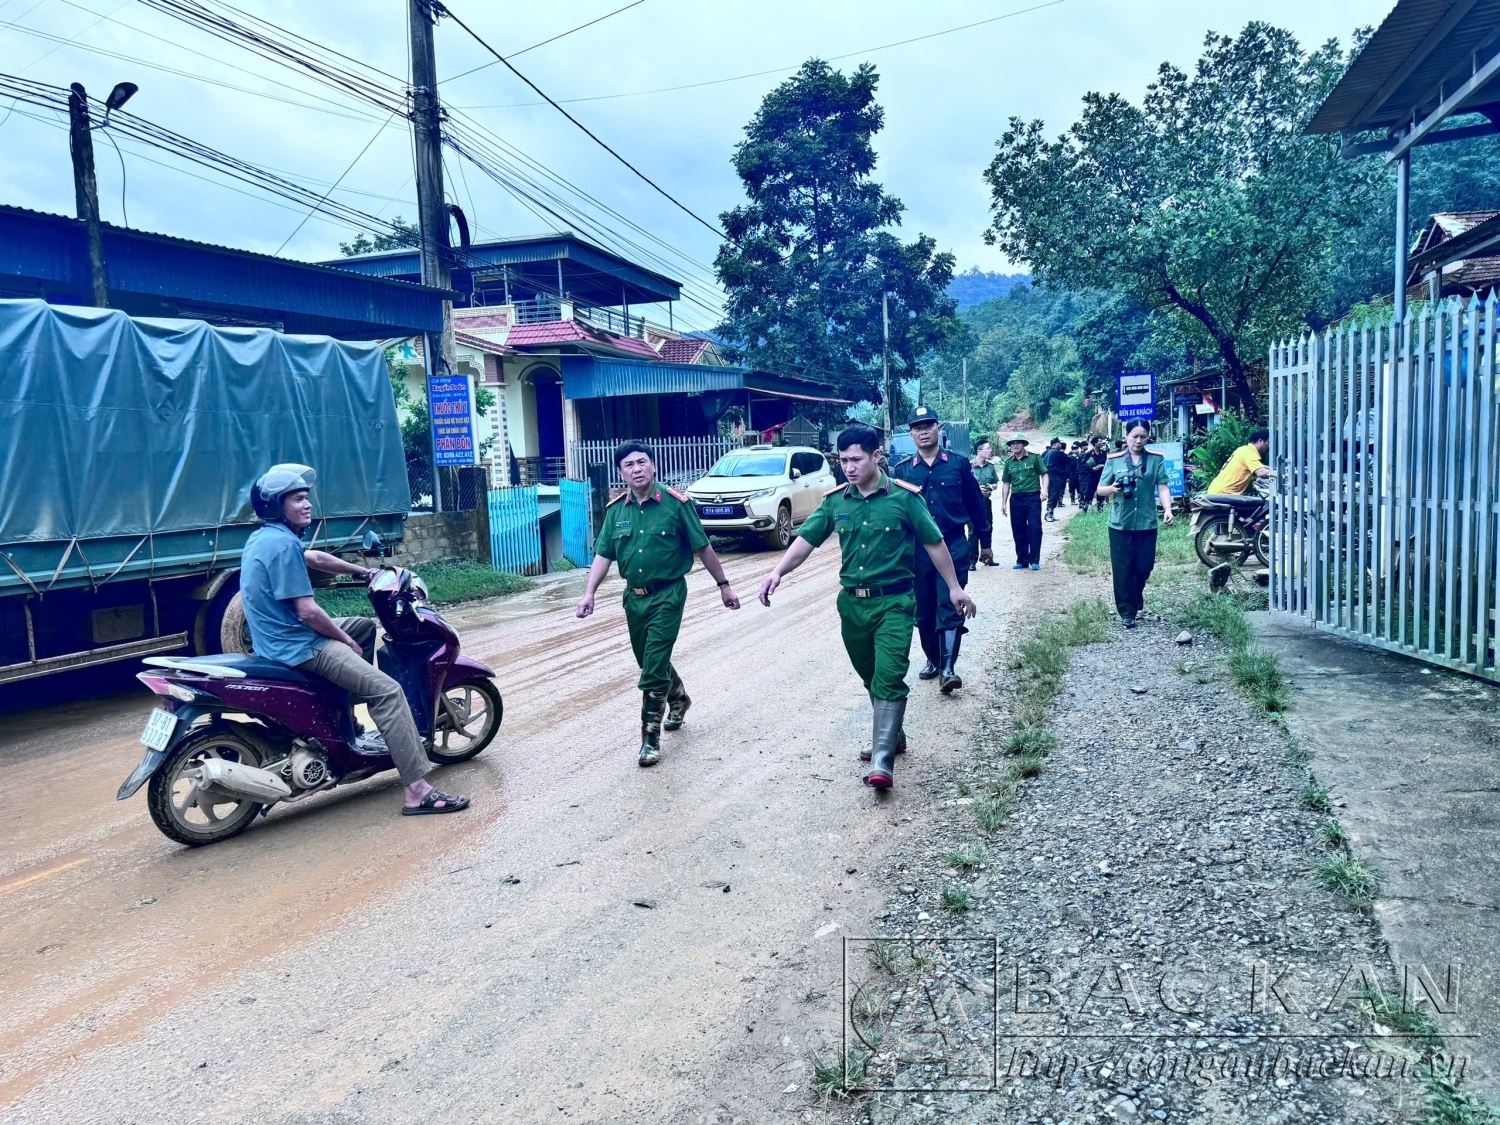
[402,788,470,816]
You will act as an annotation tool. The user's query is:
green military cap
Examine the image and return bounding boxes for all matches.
[1005,433,1029,445]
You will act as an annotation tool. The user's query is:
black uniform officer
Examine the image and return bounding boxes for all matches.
[891,405,992,694]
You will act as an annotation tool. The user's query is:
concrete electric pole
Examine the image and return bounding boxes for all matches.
[882,289,892,441]
[408,0,456,510]
[67,83,108,308]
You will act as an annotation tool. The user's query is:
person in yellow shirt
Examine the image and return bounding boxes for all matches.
[1206,428,1271,497]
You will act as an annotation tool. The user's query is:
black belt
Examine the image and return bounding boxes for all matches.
[626,576,683,596]
[842,580,913,599]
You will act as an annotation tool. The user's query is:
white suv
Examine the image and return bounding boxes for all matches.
[686,445,836,548]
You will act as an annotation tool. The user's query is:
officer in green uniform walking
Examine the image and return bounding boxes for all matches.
[577,442,741,766]
[1095,421,1174,628]
[757,424,976,790]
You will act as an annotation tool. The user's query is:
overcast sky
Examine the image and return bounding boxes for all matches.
[0,0,1387,330]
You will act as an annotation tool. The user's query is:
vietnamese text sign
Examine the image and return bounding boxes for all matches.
[429,374,476,467]
[1148,441,1186,498]
[1118,371,1156,420]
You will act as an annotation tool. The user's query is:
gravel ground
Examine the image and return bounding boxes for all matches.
[847,592,1422,1124]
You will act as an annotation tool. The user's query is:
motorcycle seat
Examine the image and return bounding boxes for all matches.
[1201,493,1264,514]
[165,653,327,686]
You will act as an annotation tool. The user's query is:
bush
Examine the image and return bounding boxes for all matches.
[1187,412,1252,489]
[315,558,533,615]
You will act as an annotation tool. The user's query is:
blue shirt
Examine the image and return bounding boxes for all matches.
[240,522,320,665]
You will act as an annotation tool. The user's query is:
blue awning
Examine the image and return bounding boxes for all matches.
[560,356,848,403]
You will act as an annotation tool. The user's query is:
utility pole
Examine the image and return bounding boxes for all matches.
[882,289,892,440]
[68,83,108,308]
[409,0,456,511]
[962,357,968,422]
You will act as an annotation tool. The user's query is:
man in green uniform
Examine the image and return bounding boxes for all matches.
[971,439,1000,569]
[998,434,1047,569]
[758,424,976,790]
[577,442,741,766]
[1095,421,1175,628]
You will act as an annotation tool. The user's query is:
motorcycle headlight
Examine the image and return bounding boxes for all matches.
[410,576,429,601]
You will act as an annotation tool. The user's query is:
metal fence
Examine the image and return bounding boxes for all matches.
[559,479,594,567]
[487,486,542,576]
[567,436,737,489]
[1269,294,1500,681]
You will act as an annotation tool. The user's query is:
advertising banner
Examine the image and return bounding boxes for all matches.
[429,374,476,467]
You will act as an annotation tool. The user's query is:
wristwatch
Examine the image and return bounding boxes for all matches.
[717,579,730,587]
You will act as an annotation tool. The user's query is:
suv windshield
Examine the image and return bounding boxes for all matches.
[708,453,787,477]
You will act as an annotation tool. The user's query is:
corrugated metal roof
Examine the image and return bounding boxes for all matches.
[558,356,845,402]
[1307,0,1500,134]
[0,205,454,337]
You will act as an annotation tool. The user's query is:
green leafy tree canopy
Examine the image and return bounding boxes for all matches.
[715,60,958,413]
[341,217,421,257]
[982,23,1383,409]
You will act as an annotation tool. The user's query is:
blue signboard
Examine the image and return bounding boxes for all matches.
[1117,371,1156,421]
[429,374,476,467]
[1148,441,1186,498]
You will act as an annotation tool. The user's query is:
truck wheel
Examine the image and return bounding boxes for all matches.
[219,592,253,654]
[194,577,241,655]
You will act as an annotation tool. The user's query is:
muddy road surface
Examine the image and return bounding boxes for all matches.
[2,535,1048,1122]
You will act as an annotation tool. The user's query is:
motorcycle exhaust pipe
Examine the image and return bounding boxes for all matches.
[191,758,292,804]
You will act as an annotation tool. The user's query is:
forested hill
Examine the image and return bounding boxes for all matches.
[945,268,1032,311]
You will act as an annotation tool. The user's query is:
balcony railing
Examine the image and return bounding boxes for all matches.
[503,296,652,340]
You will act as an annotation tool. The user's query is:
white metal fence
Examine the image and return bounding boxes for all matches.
[1269,294,1500,681]
[567,436,737,489]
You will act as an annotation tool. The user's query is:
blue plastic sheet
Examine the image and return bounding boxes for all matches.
[0,299,410,550]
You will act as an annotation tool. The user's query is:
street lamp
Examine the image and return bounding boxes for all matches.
[98,82,137,228]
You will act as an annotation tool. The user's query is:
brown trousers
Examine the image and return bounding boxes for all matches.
[299,617,432,785]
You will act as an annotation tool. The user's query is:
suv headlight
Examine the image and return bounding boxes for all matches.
[743,488,777,501]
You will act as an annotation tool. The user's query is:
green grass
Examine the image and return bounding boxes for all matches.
[315,558,534,616]
[1300,783,1334,814]
[1350,988,1500,1125]
[1313,854,1381,908]
[940,886,972,912]
[973,794,1012,833]
[1178,590,1254,649]
[810,1050,868,1099]
[1061,507,1195,575]
[1007,753,1046,780]
[1005,727,1058,756]
[1316,818,1348,849]
[1228,648,1290,713]
[944,840,987,871]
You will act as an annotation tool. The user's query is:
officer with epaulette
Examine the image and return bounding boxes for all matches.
[757,424,977,791]
[891,406,992,694]
[576,442,741,766]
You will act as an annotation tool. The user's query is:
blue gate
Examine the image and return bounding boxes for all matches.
[488,486,541,575]
[560,479,594,568]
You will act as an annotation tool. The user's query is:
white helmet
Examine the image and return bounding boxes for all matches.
[251,463,317,521]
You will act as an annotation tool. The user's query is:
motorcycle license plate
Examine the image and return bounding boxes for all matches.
[700,505,735,517]
[139,708,177,751]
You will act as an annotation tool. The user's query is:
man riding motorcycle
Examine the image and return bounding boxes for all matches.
[1204,427,1273,512]
[240,464,468,816]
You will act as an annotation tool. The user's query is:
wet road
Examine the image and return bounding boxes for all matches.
[1,540,1030,1122]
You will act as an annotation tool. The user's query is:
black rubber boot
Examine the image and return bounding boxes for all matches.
[863,699,906,789]
[663,669,691,731]
[939,630,963,694]
[638,691,666,766]
[861,692,909,762]
[917,659,940,681]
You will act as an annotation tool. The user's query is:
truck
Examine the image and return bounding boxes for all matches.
[0,298,410,684]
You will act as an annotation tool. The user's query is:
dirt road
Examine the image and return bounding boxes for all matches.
[1,533,1051,1123]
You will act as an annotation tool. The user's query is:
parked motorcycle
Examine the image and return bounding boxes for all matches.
[1190,483,1272,568]
[118,533,501,846]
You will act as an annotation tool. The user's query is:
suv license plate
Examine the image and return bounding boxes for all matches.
[700,505,735,517]
[140,708,177,751]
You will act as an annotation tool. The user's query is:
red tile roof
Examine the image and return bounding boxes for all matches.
[505,318,661,359]
[657,337,711,364]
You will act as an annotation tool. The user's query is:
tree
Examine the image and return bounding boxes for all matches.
[982,24,1383,411]
[715,60,957,414]
[340,217,421,257]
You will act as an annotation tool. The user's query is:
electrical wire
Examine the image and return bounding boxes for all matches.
[439,0,643,84]
[275,106,398,254]
[439,2,726,240]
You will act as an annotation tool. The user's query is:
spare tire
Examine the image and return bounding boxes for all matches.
[219,592,254,654]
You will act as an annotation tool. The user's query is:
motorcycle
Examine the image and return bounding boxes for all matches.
[1190,482,1272,568]
[118,532,501,846]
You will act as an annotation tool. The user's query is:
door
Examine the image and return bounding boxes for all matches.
[534,376,565,483]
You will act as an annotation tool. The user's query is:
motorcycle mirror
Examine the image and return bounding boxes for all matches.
[361,529,386,557]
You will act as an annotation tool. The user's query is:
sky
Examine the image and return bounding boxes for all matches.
[0,0,1390,332]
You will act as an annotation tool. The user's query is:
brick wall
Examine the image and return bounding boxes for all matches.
[393,510,484,567]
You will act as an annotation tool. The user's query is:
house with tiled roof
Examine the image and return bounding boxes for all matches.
[1406,211,1500,302]
[328,232,844,491]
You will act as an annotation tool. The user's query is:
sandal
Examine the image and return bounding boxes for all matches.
[402,788,470,816]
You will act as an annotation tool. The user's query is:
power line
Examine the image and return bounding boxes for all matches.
[275,106,398,254]
[453,0,1068,110]
[440,0,643,84]
[439,2,726,240]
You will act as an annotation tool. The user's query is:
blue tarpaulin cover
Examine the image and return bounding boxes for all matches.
[0,299,409,550]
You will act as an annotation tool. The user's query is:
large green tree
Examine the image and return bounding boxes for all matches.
[982,24,1383,409]
[715,60,957,412]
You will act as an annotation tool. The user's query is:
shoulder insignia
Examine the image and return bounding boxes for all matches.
[666,487,690,503]
[1106,451,1125,459]
[605,491,628,507]
[824,482,848,497]
[892,478,923,494]
[940,452,948,462]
